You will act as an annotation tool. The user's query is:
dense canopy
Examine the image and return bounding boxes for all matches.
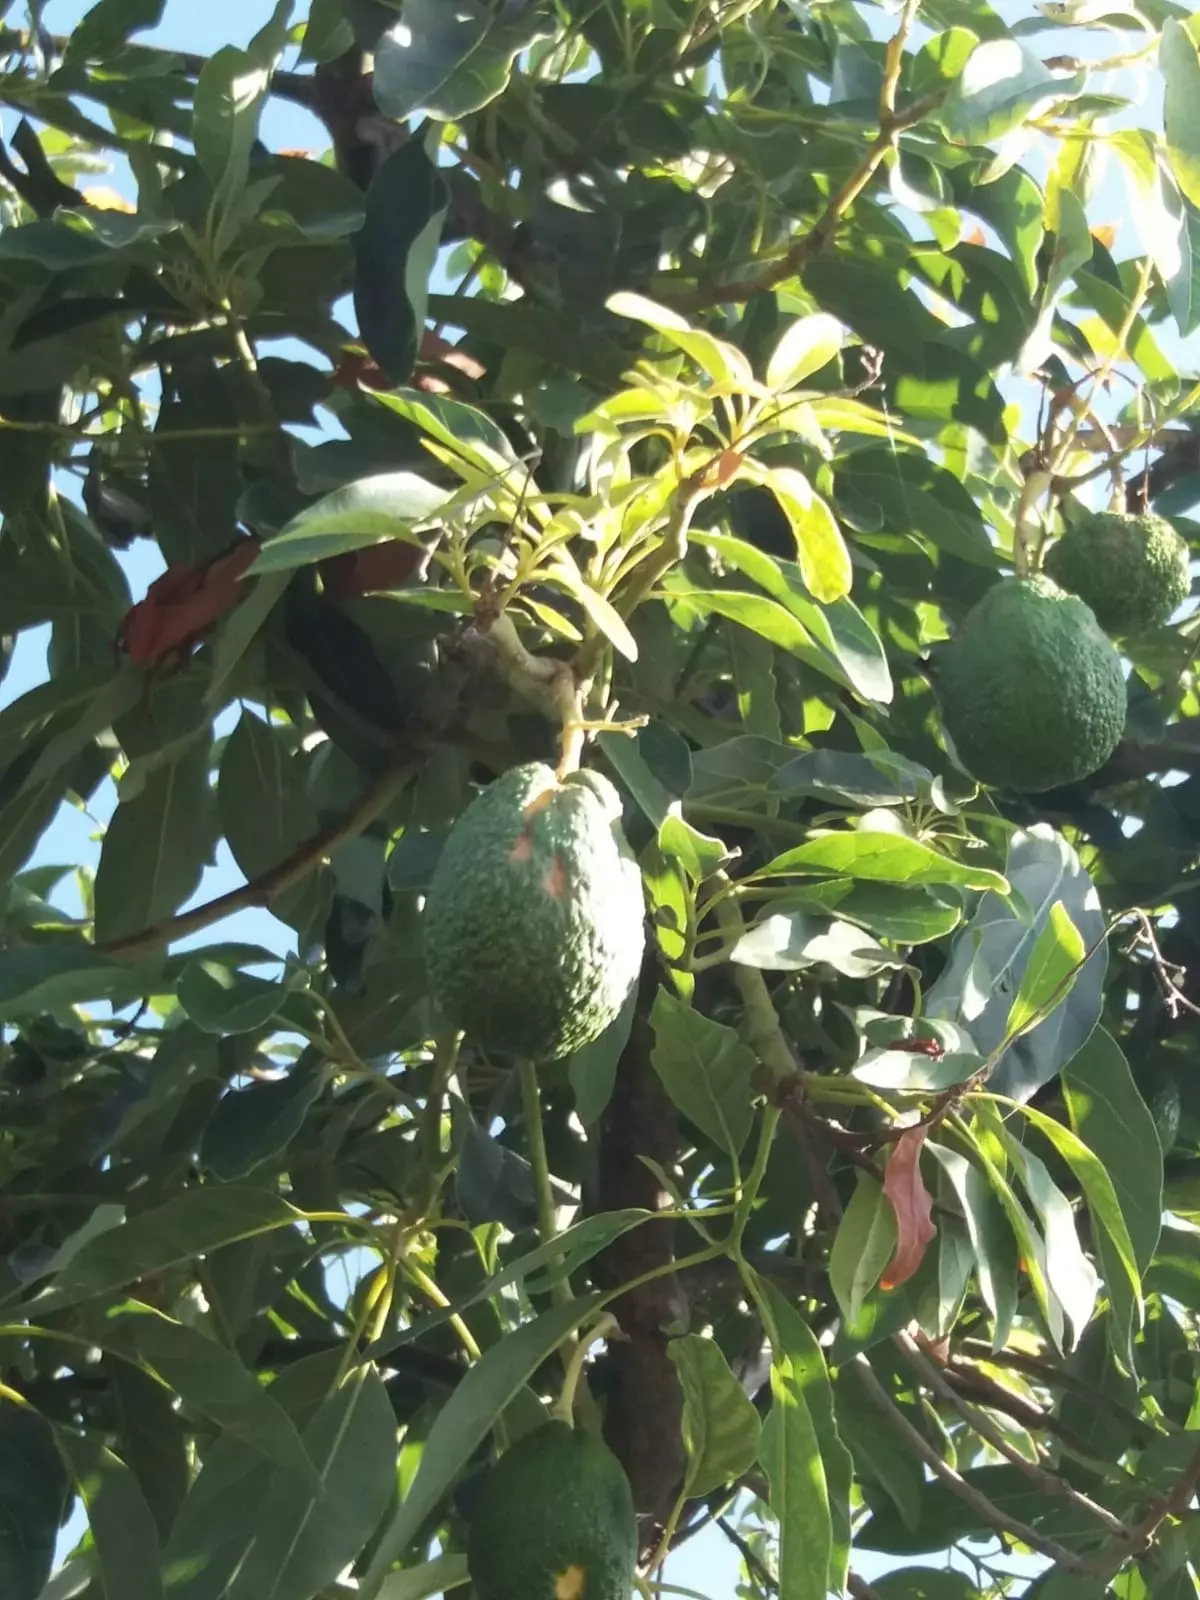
[0,2,1199,1599]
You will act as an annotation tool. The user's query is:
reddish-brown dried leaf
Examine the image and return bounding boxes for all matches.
[880,1125,937,1290]
[118,534,262,668]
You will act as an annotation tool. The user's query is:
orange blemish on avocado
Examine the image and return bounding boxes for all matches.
[554,1565,587,1599]
[543,853,569,898]
[509,832,535,863]
[522,789,556,821]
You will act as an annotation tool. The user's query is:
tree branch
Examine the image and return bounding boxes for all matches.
[97,760,415,960]
[893,1330,1133,1543]
[852,1354,1098,1574]
[663,0,940,313]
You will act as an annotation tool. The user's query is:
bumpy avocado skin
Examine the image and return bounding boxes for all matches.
[936,576,1127,793]
[422,763,645,1061]
[1044,511,1191,634]
[467,1422,637,1600]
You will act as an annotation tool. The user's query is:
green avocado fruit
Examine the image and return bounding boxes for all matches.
[422,762,645,1062]
[1044,510,1191,635]
[467,1421,638,1600]
[935,575,1126,793]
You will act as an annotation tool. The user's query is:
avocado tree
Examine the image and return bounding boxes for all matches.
[3,0,1200,1596]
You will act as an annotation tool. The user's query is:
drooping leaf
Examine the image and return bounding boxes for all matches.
[880,1127,938,1291]
[56,1430,165,1600]
[759,1358,832,1600]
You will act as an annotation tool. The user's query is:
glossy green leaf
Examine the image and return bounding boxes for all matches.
[755,832,1008,892]
[1163,20,1200,211]
[755,465,851,603]
[755,1278,852,1595]
[759,1358,831,1600]
[766,313,844,391]
[1005,899,1087,1038]
[669,1334,761,1497]
[250,474,450,573]
[607,292,754,387]
[373,0,553,121]
[829,1174,897,1324]
[649,986,755,1157]
[730,911,900,977]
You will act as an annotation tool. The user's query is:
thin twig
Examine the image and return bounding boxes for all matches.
[97,761,415,959]
[1123,908,1200,1020]
[717,1515,777,1595]
[852,1354,1097,1574]
[893,1330,1133,1542]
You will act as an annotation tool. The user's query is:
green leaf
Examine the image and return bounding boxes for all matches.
[569,985,638,1126]
[218,710,329,934]
[648,987,755,1158]
[1013,1097,1143,1349]
[110,1362,189,1542]
[93,736,216,945]
[550,562,639,660]
[943,39,1082,143]
[361,1296,603,1593]
[927,1144,1018,1348]
[607,292,754,387]
[133,1314,321,1487]
[668,1334,762,1498]
[993,1120,1098,1349]
[1163,20,1200,211]
[755,1278,852,1595]
[176,960,293,1035]
[759,1358,832,1600]
[1063,1028,1162,1279]
[223,1369,396,1600]
[829,1173,897,1324]
[669,585,817,655]
[373,0,554,122]
[251,473,451,574]
[65,0,164,60]
[376,1556,471,1600]
[927,827,1106,1104]
[766,313,844,391]
[754,464,851,603]
[832,448,993,566]
[0,945,143,1021]
[200,1059,328,1183]
[56,1430,165,1600]
[0,1407,68,1600]
[1005,899,1087,1038]
[353,138,448,386]
[730,912,900,977]
[28,1188,305,1314]
[756,832,1008,892]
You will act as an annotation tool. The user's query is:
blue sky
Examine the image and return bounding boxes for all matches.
[11,0,1195,1594]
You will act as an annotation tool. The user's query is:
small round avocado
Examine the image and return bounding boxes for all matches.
[934,575,1126,793]
[467,1421,637,1600]
[1044,511,1191,635]
[422,762,645,1061]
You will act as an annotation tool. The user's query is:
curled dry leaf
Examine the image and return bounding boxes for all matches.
[880,1125,938,1290]
[117,534,263,669]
